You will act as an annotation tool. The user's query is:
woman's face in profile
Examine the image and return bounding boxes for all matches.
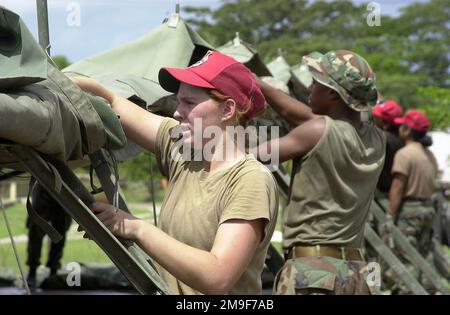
[173,83,224,147]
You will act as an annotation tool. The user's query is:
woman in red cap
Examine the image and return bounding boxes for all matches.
[71,50,278,295]
[388,109,438,293]
[372,100,404,194]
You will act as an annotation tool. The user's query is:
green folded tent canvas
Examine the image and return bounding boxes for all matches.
[0,6,122,166]
[0,6,48,89]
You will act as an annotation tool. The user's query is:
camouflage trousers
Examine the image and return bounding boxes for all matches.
[273,256,375,295]
[384,202,435,294]
[397,202,434,258]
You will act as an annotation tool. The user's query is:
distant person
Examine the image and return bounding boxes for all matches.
[388,109,438,293]
[26,182,72,287]
[372,100,404,194]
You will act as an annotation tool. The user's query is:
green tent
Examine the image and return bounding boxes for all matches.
[265,53,312,103]
[64,13,213,108]
[217,33,272,77]
[266,55,291,85]
[290,62,313,100]
[63,13,214,161]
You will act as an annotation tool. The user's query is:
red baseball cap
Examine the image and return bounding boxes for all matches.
[372,100,403,125]
[158,50,266,120]
[394,109,430,133]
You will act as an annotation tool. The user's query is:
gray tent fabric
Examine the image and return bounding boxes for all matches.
[0,5,48,89]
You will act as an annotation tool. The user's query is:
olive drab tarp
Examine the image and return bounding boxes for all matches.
[265,54,312,103]
[0,6,124,165]
[217,34,272,77]
[290,62,313,102]
[63,13,214,161]
[266,55,291,85]
[64,13,213,82]
[0,6,48,89]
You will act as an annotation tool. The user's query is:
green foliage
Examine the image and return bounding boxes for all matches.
[184,0,450,129]
[118,151,161,182]
[52,55,71,70]
[118,152,165,202]
[0,203,27,239]
[416,87,450,130]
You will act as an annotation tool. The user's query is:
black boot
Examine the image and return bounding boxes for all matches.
[49,267,58,276]
[26,267,37,289]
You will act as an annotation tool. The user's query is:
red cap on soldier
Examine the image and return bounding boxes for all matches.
[394,109,430,132]
[158,50,266,120]
[372,100,403,125]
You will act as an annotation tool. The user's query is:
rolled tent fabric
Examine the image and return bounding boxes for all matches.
[0,83,83,163]
[0,5,48,89]
[0,6,123,165]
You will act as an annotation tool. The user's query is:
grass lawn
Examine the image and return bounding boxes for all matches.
[0,203,28,239]
[0,200,155,275]
[0,238,112,275]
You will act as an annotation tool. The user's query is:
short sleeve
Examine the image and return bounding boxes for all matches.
[219,165,278,240]
[155,118,181,178]
[391,149,410,176]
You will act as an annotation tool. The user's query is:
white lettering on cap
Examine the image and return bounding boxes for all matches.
[189,50,213,68]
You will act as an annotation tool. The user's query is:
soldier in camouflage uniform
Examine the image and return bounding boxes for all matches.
[387,110,438,293]
[257,50,385,295]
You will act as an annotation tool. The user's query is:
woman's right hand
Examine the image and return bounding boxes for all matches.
[70,76,97,92]
[70,76,115,104]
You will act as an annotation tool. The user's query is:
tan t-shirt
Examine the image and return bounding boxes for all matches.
[391,142,438,198]
[283,116,386,249]
[154,118,278,295]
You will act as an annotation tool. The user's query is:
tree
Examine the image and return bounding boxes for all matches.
[52,55,71,70]
[416,87,450,130]
[184,0,450,128]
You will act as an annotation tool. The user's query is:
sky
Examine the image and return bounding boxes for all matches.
[1,0,429,63]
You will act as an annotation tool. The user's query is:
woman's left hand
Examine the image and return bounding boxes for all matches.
[87,201,142,240]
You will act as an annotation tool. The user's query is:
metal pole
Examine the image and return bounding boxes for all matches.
[36,0,51,55]
[0,198,31,295]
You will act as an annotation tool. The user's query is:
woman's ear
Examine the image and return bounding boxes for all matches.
[221,98,237,123]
